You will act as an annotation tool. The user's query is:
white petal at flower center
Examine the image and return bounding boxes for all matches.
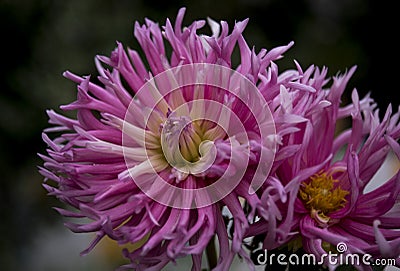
[160,113,217,181]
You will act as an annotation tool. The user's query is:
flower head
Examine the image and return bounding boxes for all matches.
[39,8,294,270]
[250,64,400,270]
[299,171,349,221]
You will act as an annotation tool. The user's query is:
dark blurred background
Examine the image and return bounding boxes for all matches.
[0,0,397,270]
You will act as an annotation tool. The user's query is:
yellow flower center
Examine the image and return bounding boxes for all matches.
[299,172,349,223]
[162,115,204,162]
[159,113,223,182]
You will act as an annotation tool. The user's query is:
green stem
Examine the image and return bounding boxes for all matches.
[206,235,217,270]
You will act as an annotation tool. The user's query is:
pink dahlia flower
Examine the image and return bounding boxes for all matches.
[249,64,400,270]
[39,8,296,270]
